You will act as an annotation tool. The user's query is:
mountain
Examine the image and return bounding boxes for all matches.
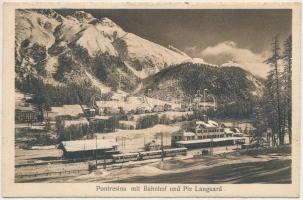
[15,9,264,108]
[15,9,191,88]
[141,62,263,102]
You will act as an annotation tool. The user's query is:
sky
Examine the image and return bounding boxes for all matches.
[57,9,292,78]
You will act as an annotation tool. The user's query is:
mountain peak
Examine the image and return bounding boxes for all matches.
[33,9,63,22]
[189,58,218,67]
[71,11,95,23]
[167,45,189,57]
[221,61,242,68]
[100,17,119,27]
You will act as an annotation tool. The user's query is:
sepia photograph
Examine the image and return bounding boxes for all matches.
[2,1,301,197]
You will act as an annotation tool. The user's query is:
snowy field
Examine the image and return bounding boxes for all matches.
[96,124,181,153]
[15,145,291,183]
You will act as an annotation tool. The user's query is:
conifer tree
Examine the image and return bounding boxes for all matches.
[264,35,284,145]
[282,35,292,144]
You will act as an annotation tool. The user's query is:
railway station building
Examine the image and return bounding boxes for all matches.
[57,138,119,159]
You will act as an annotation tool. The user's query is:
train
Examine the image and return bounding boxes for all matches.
[112,147,187,163]
[175,137,246,149]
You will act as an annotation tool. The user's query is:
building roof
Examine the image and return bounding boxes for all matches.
[172,131,196,137]
[233,128,241,133]
[183,132,196,137]
[176,137,246,145]
[93,115,111,120]
[51,105,83,117]
[15,105,36,111]
[58,138,118,152]
[224,128,235,134]
[81,105,89,110]
[64,118,89,127]
[208,120,219,127]
[196,121,217,128]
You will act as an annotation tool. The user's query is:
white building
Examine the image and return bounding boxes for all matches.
[171,116,227,145]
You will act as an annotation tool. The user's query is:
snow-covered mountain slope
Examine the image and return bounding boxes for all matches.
[123,33,191,78]
[15,9,264,100]
[15,9,60,66]
[16,9,59,49]
[16,9,191,82]
[221,61,242,68]
[191,58,218,67]
[220,61,264,95]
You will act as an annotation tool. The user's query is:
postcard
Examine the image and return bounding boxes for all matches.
[2,1,301,197]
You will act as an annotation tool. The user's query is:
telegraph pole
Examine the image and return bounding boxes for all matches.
[95,136,98,169]
[103,136,106,170]
[204,89,208,112]
[210,137,214,156]
[161,133,164,161]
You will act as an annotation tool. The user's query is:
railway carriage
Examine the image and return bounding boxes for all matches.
[164,147,187,157]
[112,153,139,163]
[138,150,162,160]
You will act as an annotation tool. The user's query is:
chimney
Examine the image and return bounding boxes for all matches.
[202,114,208,122]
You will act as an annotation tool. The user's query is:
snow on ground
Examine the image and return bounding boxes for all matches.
[168,45,190,57]
[96,95,182,112]
[15,9,59,49]
[221,61,243,68]
[15,136,291,183]
[31,146,291,183]
[56,15,85,43]
[50,104,83,117]
[124,33,190,73]
[246,73,264,96]
[132,111,193,121]
[119,120,136,126]
[96,124,181,153]
[76,25,117,56]
[191,58,218,67]
[96,17,126,39]
[104,147,291,183]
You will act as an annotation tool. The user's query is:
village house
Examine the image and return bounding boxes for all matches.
[81,105,96,117]
[15,106,43,123]
[63,118,89,128]
[152,105,164,112]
